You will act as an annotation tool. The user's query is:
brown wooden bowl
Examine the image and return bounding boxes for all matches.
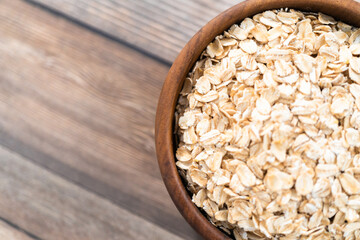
[155,0,360,239]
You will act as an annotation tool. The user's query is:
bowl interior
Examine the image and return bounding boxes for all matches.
[155,0,360,239]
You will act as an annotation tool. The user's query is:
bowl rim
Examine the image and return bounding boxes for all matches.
[155,0,360,239]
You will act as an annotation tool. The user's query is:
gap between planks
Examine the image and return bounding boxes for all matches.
[25,0,173,67]
[0,218,40,240]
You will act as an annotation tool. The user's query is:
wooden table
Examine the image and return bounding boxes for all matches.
[0,0,239,239]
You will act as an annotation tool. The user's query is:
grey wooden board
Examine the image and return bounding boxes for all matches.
[0,144,184,240]
[29,0,241,63]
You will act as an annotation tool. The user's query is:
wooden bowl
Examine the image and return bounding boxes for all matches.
[155,0,360,239]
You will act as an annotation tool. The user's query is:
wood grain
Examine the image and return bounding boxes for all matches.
[0,0,200,239]
[0,220,36,240]
[0,144,183,240]
[28,0,239,64]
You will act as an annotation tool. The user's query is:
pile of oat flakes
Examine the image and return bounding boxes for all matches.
[175,9,360,240]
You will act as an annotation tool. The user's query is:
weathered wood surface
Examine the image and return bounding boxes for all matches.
[0,220,36,240]
[0,0,211,239]
[28,0,238,64]
[0,145,184,240]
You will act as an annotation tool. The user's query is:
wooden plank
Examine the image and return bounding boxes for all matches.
[0,145,183,240]
[28,0,239,63]
[0,220,36,240]
[0,1,200,239]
